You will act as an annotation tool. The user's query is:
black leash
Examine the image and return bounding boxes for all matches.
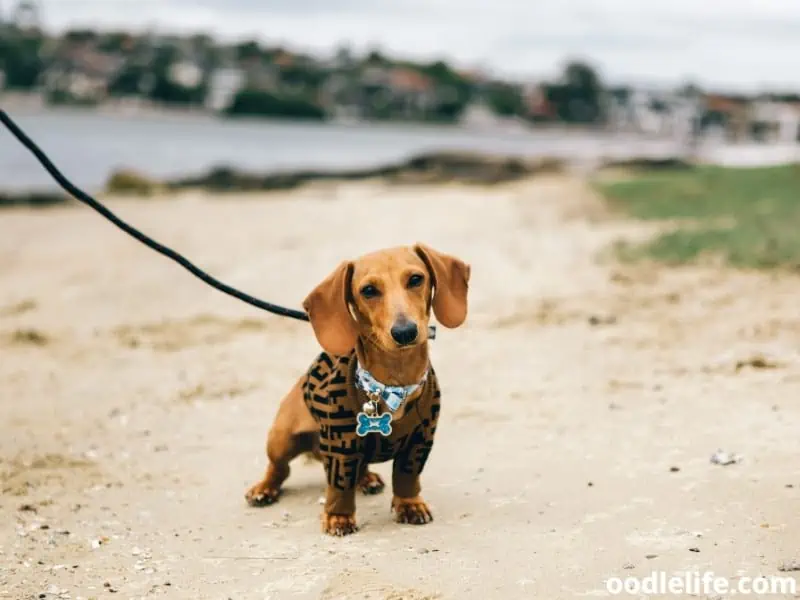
[0,109,437,339]
[0,109,310,321]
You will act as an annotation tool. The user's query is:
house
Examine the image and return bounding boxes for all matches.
[240,56,278,91]
[386,67,436,115]
[318,73,364,121]
[168,60,203,88]
[604,86,703,138]
[523,83,557,122]
[273,51,295,68]
[205,66,244,112]
[460,98,501,128]
[702,94,749,141]
[43,47,123,104]
[748,98,800,143]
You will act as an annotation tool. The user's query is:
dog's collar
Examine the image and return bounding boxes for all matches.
[355,363,428,413]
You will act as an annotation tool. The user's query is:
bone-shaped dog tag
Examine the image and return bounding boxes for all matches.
[356,411,392,437]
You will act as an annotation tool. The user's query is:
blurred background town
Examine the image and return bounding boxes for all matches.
[1,0,799,191]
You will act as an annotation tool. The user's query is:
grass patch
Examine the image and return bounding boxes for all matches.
[596,164,800,269]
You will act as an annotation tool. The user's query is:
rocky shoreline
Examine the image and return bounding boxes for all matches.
[0,151,693,207]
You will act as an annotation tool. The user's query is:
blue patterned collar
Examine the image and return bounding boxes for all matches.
[355,363,428,413]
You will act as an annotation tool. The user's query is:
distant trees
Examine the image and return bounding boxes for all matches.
[0,23,617,128]
[0,28,46,89]
[225,89,325,120]
[546,60,605,123]
[485,82,525,117]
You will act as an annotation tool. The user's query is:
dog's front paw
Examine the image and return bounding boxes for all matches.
[322,512,358,536]
[392,496,433,525]
[245,480,281,507]
[358,471,386,495]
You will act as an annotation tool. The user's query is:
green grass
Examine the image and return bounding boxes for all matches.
[596,164,800,269]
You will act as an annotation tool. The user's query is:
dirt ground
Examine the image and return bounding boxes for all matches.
[1,176,798,600]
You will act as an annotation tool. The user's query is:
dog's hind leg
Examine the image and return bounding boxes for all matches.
[245,379,317,507]
[357,464,386,495]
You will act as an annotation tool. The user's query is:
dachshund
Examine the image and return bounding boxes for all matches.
[245,243,470,536]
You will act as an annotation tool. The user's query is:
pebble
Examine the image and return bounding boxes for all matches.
[710,449,741,466]
[778,559,800,572]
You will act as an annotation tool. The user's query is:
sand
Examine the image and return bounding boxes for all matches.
[1,176,798,599]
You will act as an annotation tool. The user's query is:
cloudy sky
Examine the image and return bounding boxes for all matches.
[29,0,800,91]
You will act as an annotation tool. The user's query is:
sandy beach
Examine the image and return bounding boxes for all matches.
[1,175,799,599]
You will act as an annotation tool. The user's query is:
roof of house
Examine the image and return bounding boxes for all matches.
[388,68,433,93]
[704,94,746,114]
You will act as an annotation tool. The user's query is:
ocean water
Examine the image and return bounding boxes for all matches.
[0,108,679,192]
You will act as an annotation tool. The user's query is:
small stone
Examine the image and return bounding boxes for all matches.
[778,559,800,572]
[669,466,680,472]
[710,450,741,466]
[645,554,658,559]
[623,562,635,570]
[689,547,700,553]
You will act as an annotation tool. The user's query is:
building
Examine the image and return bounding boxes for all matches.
[43,48,123,104]
[748,99,800,143]
[205,66,244,112]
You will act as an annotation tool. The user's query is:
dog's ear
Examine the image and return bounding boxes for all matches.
[413,243,470,328]
[302,261,358,355]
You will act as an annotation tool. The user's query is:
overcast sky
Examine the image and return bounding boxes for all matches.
[28,0,800,91]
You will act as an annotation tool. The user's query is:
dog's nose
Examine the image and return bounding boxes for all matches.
[390,320,419,346]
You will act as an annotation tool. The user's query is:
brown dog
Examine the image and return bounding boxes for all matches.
[245,243,470,535]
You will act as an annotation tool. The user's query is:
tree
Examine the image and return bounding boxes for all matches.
[365,49,387,65]
[485,83,525,117]
[224,90,325,120]
[0,29,46,89]
[235,40,262,61]
[560,60,604,123]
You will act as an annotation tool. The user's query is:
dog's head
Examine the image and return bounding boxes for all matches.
[302,243,471,356]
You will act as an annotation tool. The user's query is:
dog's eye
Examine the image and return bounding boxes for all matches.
[360,284,380,299]
[407,274,425,288]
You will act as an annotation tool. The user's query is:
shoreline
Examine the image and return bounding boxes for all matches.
[0,106,797,203]
[0,151,693,207]
[3,147,798,208]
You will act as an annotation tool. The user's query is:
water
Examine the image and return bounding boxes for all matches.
[0,108,683,192]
